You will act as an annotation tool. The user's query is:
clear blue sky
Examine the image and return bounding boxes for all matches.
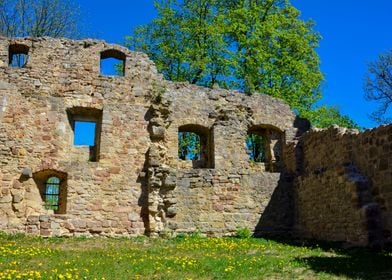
[78,0,392,128]
[74,121,96,146]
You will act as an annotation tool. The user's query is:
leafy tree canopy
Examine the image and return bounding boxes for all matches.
[127,0,357,129]
[302,105,360,129]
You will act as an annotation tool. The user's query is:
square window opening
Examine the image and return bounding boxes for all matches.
[73,121,97,146]
[9,44,29,68]
[100,49,126,77]
[100,57,125,76]
[247,126,284,172]
[178,125,214,169]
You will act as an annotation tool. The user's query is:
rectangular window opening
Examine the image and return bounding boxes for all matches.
[72,119,100,162]
[246,133,266,163]
[100,57,125,76]
[67,107,103,163]
[44,177,61,212]
[73,121,97,146]
[9,44,29,68]
[178,125,214,169]
[178,132,201,161]
[9,53,28,68]
[247,127,283,172]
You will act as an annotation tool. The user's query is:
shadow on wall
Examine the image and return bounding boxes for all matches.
[136,148,151,236]
[253,173,295,237]
[254,116,311,237]
[293,116,311,138]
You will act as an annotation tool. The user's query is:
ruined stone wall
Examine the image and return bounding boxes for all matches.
[0,37,299,237]
[288,125,392,246]
[1,37,390,245]
[0,37,158,236]
[146,84,299,236]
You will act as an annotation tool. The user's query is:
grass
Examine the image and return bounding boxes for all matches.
[0,233,391,279]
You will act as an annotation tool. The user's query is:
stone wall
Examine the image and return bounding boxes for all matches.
[288,125,392,246]
[145,82,299,236]
[0,37,299,237]
[0,37,159,236]
[0,37,390,246]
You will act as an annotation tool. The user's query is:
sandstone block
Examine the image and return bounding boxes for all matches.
[151,125,165,139]
[128,212,140,222]
[39,215,49,222]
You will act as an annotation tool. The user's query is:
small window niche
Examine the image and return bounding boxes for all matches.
[247,126,283,172]
[246,132,267,163]
[178,124,214,169]
[100,49,126,76]
[33,170,67,214]
[67,107,103,162]
[9,43,29,68]
[45,177,61,211]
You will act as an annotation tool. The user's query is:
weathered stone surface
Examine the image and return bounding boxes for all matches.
[0,37,390,247]
[288,125,392,247]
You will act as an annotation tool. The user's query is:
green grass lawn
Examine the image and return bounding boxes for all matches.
[0,233,391,279]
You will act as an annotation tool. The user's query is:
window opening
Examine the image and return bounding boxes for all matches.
[67,107,103,162]
[247,126,283,172]
[9,44,29,68]
[246,133,266,162]
[100,49,125,76]
[44,177,60,211]
[178,132,201,160]
[178,124,214,168]
[74,121,97,146]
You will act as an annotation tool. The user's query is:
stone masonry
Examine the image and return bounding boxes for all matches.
[286,125,392,247]
[0,37,391,246]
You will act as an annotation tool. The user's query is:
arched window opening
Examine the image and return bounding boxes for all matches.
[247,126,283,172]
[44,177,60,211]
[9,44,29,68]
[33,170,67,214]
[100,49,126,76]
[178,124,214,168]
[246,133,266,163]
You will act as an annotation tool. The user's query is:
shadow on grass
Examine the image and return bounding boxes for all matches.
[297,253,392,279]
[263,236,392,279]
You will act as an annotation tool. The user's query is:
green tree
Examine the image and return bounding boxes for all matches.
[364,50,392,124]
[302,106,360,129]
[246,134,265,162]
[222,0,322,114]
[178,132,201,160]
[127,0,229,87]
[127,0,357,128]
[0,0,81,38]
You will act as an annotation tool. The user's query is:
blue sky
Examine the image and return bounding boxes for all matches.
[78,0,392,128]
[74,121,96,146]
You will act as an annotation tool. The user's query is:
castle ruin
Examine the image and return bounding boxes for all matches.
[0,37,391,247]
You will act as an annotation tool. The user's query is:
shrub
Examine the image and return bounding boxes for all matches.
[189,229,203,238]
[235,227,252,239]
